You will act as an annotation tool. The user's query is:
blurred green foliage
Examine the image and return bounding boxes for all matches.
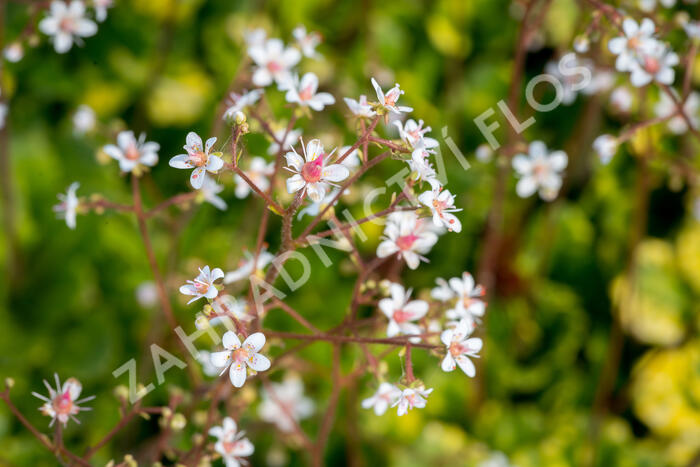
[1,0,700,466]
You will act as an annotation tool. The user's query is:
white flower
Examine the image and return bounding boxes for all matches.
[3,42,24,62]
[608,18,657,72]
[32,374,95,427]
[197,350,221,377]
[292,25,321,58]
[408,148,441,189]
[685,21,700,39]
[200,176,227,210]
[224,249,275,284]
[344,94,376,118]
[223,89,263,120]
[248,38,301,88]
[573,35,590,53]
[103,130,159,174]
[371,77,413,115]
[339,146,361,169]
[169,132,224,189]
[379,283,429,342]
[445,272,487,324]
[376,211,438,269]
[38,1,97,54]
[209,417,254,467]
[418,188,462,233]
[393,119,438,150]
[431,277,454,302]
[628,41,678,87]
[284,138,349,202]
[179,266,224,304]
[610,86,633,113]
[135,281,158,308]
[592,134,618,164]
[654,90,699,134]
[475,144,494,162]
[72,105,95,134]
[440,319,482,377]
[361,382,402,416]
[244,28,267,48]
[282,72,335,111]
[93,0,113,22]
[268,127,302,155]
[211,331,271,387]
[234,156,274,199]
[53,182,80,229]
[259,376,315,432]
[392,386,433,416]
[512,141,568,201]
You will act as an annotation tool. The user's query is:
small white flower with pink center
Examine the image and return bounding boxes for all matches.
[512,141,568,201]
[211,331,271,388]
[179,266,224,304]
[292,25,322,58]
[628,41,678,87]
[393,119,438,150]
[168,132,224,190]
[440,319,482,377]
[392,385,433,416]
[418,187,462,233]
[376,211,438,270]
[259,376,315,432]
[248,38,301,88]
[234,156,274,199]
[445,272,487,324]
[53,182,80,229]
[32,374,95,427]
[361,382,402,416]
[209,417,254,467]
[283,72,335,111]
[103,130,159,174]
[284,138,349,202]
[223,89,263,120]
[608,18,657,72]
[344,94,376,118]
[379,283,429,342]
[38,1,97,54]
[371,77,413,115]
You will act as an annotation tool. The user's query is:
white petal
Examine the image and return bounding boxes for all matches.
[441,354,456,372]
[222,331,241,350]
[206,155,224,173]
[242,332,266,352]
[515,176,537,198]
[211,350,231,368]
[455,355,476,377]
[286,173,306,194]
[229,363,247,387]
[186,132,203,151]
[190,167,206,189]
[321,164,349,182]
[169,154,193,169]
[247,353,271,372]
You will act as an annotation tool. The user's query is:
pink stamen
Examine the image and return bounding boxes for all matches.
[395,234,418,251]
[301,157,323,183]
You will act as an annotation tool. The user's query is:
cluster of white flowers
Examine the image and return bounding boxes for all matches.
[362,271,485,417]
[608,18,678,87]
[38,0,112,54]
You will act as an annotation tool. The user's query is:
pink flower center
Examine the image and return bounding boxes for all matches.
[194,279,210,294]
[644,56,660,74]
[54,391,73,415]
[189,151,208,167]
[267,61,282,72]
[628,37,641,50]
[232,347,250,364]
[301,157,323,183]
[393,309,412,323]
[395,234,418,251]
[222,440,242,454]
[59,17,76,33]
[125,144,140,161]
[384,90,399,107]
[299,83,314,101]
[449,341,467,357]
[431,198,448,217]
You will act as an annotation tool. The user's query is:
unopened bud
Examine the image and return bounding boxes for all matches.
[171,413,186,431]
[195,314,210,330]
[124,454,137,467]
[234,111,247,125]
[161,407,173,419]
[4,377,15,389]
[573,35,590,53]
[113,385,129,401]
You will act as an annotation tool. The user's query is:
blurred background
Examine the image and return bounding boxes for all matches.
[1,0,700,465]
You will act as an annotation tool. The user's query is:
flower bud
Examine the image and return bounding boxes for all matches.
[4,377,15,389]
[113,385,129,401]
[195,314,210,330]
[234,111,247,125]
[573,35,590,53]
[170,413,186,431]
[123,454,137,467]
